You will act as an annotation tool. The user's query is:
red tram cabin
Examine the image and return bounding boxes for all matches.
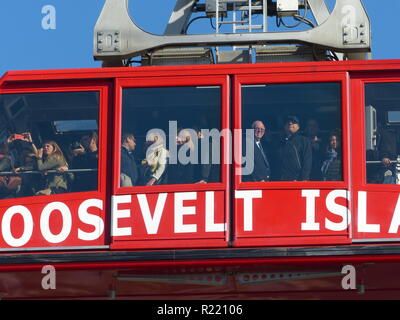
[1,60,400,299]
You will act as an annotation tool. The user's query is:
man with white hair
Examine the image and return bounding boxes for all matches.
[244,120,271,182]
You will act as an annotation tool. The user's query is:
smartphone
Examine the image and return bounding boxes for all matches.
[12,134,25,140]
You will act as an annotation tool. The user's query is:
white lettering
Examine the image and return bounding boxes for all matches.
[78,199,104,241]
[301,190,320,231]
[2,206,33,247]
[205,191,226,232]
[111,195,132,237]
[341,265,356,290]
[174,192,197,233]
[235,190,262,232]
[40,202,72,244]
[389,194,400,234]
[138,193,167,235]
[41,5,56,30]
[341,5,356,26]
[325,190,351,232]
[41,265,56,290]
[357,191,380,233]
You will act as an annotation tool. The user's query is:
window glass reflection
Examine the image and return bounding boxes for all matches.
[121,86,221,187]
[365,83,400,184]
[0,91,100,198]
[241,82,342,182]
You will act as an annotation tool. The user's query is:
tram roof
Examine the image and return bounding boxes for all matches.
[2,59,400,84]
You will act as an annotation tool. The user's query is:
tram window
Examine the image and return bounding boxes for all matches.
[365,83,400,184]
[241,82,342,182]
[53,120,98,133]
[0,91,99,199]
[121,86,221,187]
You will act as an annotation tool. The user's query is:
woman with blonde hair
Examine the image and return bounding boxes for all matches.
[35,140,69,195]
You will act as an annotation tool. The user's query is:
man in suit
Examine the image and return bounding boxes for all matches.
[120,133,138,187]
[243,120,271,182]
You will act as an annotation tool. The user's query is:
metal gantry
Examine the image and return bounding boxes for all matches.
[94,0,371,66]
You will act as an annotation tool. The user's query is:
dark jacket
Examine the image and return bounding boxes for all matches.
[242,138,271,182]
[71,150,98,192]
[0,156,12,172]
[378,128,398,160]
[308,136,324,181]
[321,148,342,181]
[278,132,312,181]
[168,145,194,185]
[121,147,138,186]
[195,138,219,183]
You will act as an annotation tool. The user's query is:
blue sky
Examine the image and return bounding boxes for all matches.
[0,0,399,74]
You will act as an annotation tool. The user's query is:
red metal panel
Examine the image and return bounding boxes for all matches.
[0,81,111,250]
[233,72,351,246]
[350,72,400,242]
[111,75,230,249]
[110,191,226,249]
[234,189,350,246]
[0,196,105,249]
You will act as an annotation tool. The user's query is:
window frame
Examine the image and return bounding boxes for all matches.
[0,80,110,205]
[234,72,350,191]
[351,72,400,192]
[113,75,230,195]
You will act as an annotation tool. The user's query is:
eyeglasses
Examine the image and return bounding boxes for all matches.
[254,128,265,132]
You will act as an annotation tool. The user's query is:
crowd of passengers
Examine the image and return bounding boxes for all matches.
[0,131,98,199]
[119,117,343,187]
[243,116,343,182]
[120,127,219,187]
[0,116,394,198]
[246,115,399,183]
[366,121,400,184]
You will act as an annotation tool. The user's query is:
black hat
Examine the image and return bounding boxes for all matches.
[284,115,300,125]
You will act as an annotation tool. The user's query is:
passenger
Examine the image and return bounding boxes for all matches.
[277,116,312,181]
[321,133,342,181]
[369,124,397,184]
[141,131,168,186]
[376,123,399,182]
[7,132,34,169]
[194,127,219,184]
[0,142,21,198]
[14,151,39,196]
[377,123,398,164]
[373,161,397,184]
[365,122,398,184]
[70,131,98,192]
[0,142,12,172]
[71,131,98,163]
[120,133,138,187]
[243,120,272,182]
[35,141,69,195]
[305,118,324,181]
[168,129,195,184]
